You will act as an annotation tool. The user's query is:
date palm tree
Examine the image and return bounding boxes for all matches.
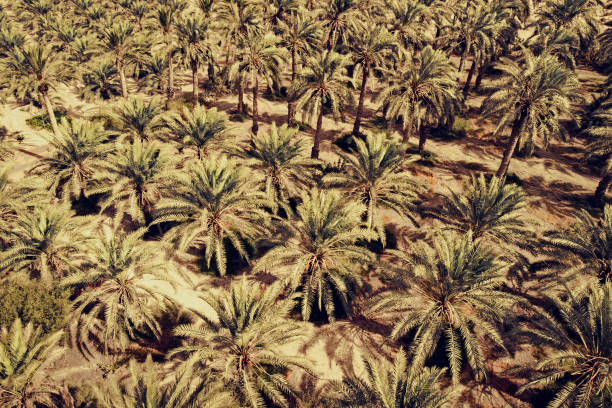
[81,59,122,100]
[537,0,601,52]
[480,49,579,179]
[114,96,165,142]
[0,43,71,137]
[230,30,287,136]
[155,0,186,99]
[377,45,460,157]
[176,14,211,104]
[0,204,88,284]
[291,51,353,159]
[518,282,612,408]
[386,0,434,52]
[350,23,397,136]
[319,0,363,50]
[232,122,314,215]
[335,349,454,408]
[0,319,73,408]
[323,132,422,245]
[165,105,229,159]
[153,156,269,276]
[172,279,313,408]
[278,11,322,125]
[255,189,375,321]
[370,231,517,383]
[29,118,112,201]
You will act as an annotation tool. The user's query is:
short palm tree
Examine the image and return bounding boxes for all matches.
[153,156,269,276]
[230,30,287,136]
[0,319,72,408]
[233,122,314,215]
[30,118,112,201]
[323,132,422,245]
[542,205,612,283]
[81,59,122,100]
[255,189,375,321]
[165,105,229,159]
[278,11,322,124]
[377,46,460,157]
[0,43,72,137]
[350,23,397,136]
[175,14,211,104]
[114,96,165,141]
[96,140,174,227]
[172,279,313,408]
[370,231,516,383]
[0,204,88,283]
[291,51,353,159]
[480,49,579,179]
[518,282,612,408]
[335,349,454,408]
[91,354,234,408]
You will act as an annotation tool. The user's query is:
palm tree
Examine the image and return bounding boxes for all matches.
[585,94,612,203]
[386,0,434,52]
[101,21,145,98]
[153,156,269,276]
[377,45,460,157]
[335,349,454,408]
[0,204,88,283]
[0,319,73,408]
[537,0,601,52]
[81,59,122,100]
[0,43,71,137]
[29,118,112,201]
[155,0,186,99]
[323,132,422,245]
[255,189,375,321]
[172,279,313,408]
[319,0,363,50]
[176,14,211,104]
[349,23,397,136]
[542,205,612,283]
[480,50,579,179]
[291,51,353,159]
[233,122,314,215]
[215,0,261,65]
[114,96,165,141]
[518,282,612,408]
[91,354,234,408]
[165,105,229,159]
[370,231,517,383]
[96,140,174,227]
[230,31,287,136]
[278,11,321,125]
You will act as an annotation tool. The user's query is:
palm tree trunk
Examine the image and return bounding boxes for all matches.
[594,172,612,204]
[208,62,214,83]
[418,126,428,158]
[237,79,245,113]
[118,62,128,98]
[352,65,369,135]
[474,65,484,92]
[251,76,259,136]
[41,90,60,137]
[458,40,470,72]
[496,110,527,179]
[462,59,477,97]
[287,49,297,125]
[167,48,174,99]
[311,108,324,159]
[191,62,199,104]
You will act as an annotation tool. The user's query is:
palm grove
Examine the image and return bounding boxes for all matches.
[0,0,611,407]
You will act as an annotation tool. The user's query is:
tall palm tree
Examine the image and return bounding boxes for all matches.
[176,14,211,104]
[377,45,460,157]
[165,105,229,159]
[543,205,612,283]
[480,50,579,179]
[319,0,363,50]
[101,21,145,98]
[114,96,165,141]
[233,122,314,215]
[291,51,353,159]
[370,231,517,383]
[0,43,72,137]
[335,349,454,408]
[153,156,269,276]
[96,140,174,227]
[537,0,601,52]
[278,11,322,125]
[323,132,422,245]
[0,204,88,283]
[155,0,186,99]
[0,319,73,408]
[91,354,234,408]
[585,94,612,203]
[172,279,313,408]
[29,118,112,201]
[230,31,287,136]
[385,0,434,52]
[255,189,375,321]
[349,23,397,136]
[518,282,612,408]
